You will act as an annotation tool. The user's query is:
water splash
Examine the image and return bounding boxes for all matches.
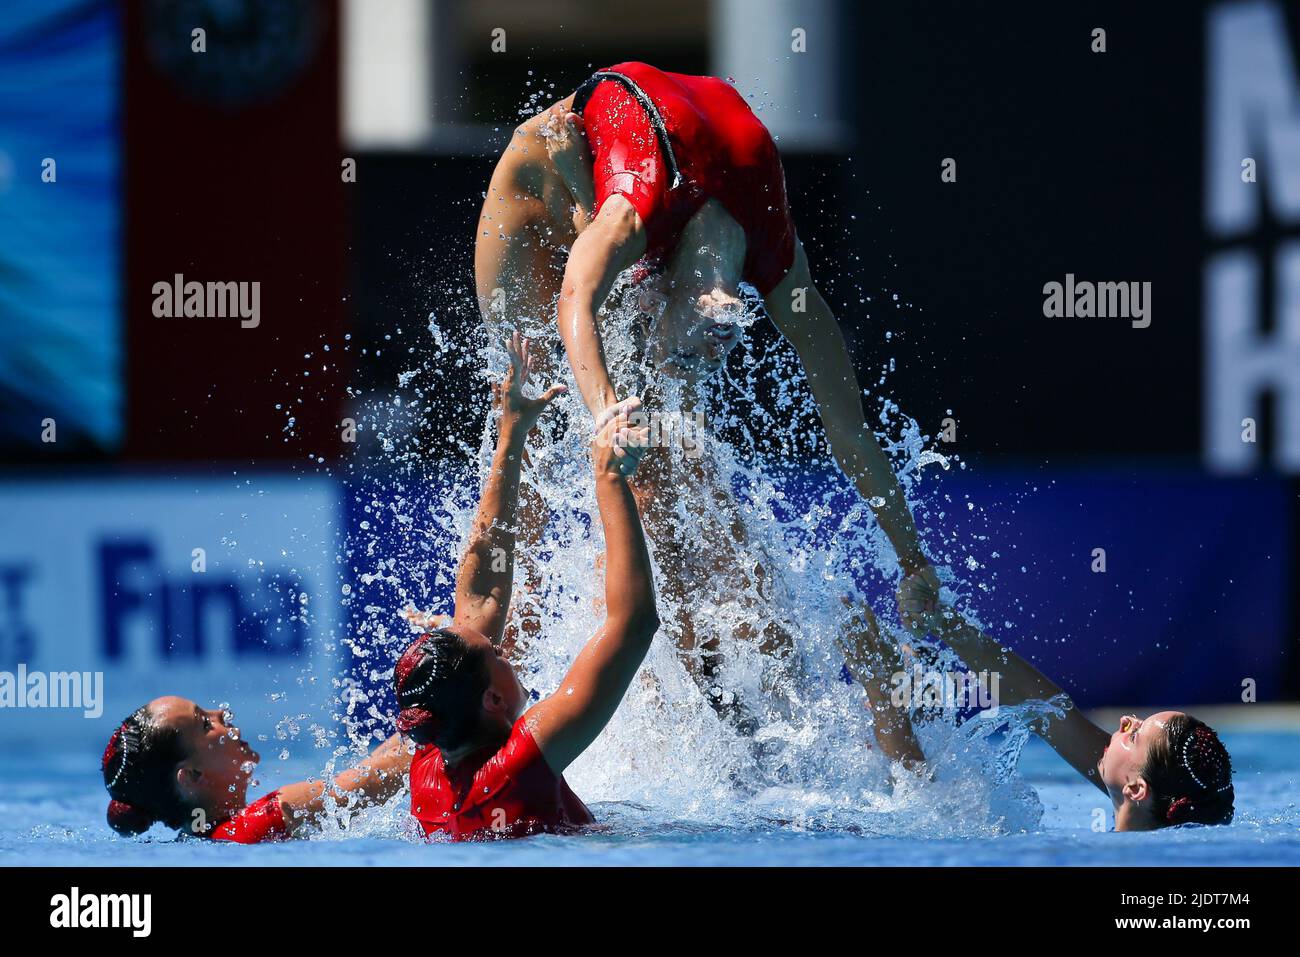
[327,271,1046,840]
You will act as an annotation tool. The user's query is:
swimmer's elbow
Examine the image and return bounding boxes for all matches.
[611,606,660,645]
[584,195,644,253]
[631,606,661,642]
[599,193,641,229]
[639,607,662,638]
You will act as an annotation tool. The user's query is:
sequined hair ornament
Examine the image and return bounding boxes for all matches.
[101,721,142,790]
[1180,725,1232,794]
[394,633,442,734]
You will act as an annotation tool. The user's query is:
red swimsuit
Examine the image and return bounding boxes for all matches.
[576,61,797,296]
[409,717,593,841]
[207,790,289,844]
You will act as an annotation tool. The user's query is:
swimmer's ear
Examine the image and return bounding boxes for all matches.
[175,766,202,796]
[1123,777,1151,805]
[482,687,509,715]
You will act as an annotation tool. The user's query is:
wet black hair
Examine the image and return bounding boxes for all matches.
[1142,714,1234,827]
[101,704,191,835]
[394,630,492,752]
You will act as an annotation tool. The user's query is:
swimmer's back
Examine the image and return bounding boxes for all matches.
[409,716,593,841]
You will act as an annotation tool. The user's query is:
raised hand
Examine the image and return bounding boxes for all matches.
[497,331,567,435]
[592,397,651,479]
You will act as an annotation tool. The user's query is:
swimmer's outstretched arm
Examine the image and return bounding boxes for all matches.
[451,334,566,643]
[274,733,413,837]
[526,409,658,773]
[897,574,1110,793]
[839,602,926,767]
[556,195,647,417]
[764,240,935,584]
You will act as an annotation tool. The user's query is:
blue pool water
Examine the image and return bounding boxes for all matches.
[3,728,1296,866]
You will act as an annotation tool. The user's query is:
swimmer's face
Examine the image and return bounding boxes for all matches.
[150,695,259,812]
[457,629,529,725]
[1098,711,1181,806]
[651,286,746,378]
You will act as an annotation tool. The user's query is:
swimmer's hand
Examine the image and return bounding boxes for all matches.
[896,566,943,635]
[402,607,451,633]
[592,397,651,479]
[542,105,594,220]
[497,332,567,437]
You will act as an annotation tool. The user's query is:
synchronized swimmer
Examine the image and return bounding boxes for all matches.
[475,61,937,707]
[99,60,1235,842]
[895,574,1234,829]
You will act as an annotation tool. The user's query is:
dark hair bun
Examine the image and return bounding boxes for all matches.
[396,706,439,744]
[394,630,490,752]
[106,799,155,836]
[1165,792,1234,827]
[1165,796,1195,825]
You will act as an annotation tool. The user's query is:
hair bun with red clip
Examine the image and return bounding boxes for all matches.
[1181,725,1232,793]
[396,706,437,735]
[394,634,434,694]
[101,725,124,772]
[101,721,138,791]
[106,799,154,836]
[1166,795,1195,824]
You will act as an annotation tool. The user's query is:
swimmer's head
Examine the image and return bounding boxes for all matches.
[101,696,259,836]
[1097,711,1234,829]
[647,201,750,378]
[394,628,527,752]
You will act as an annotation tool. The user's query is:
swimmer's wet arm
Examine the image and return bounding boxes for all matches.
[840,604,925,767]
[528,419,659,773]
[275,733,413,836]
[592,454,658,649]
[453,335,565,642]
[451,417,528,644]
[911,600,1110,793]
[764,242,928,575]
[556,195,647,417]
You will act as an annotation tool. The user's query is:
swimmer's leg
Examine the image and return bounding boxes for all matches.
[630,445,796,726]
[839,602,925,768]
[764,239,933,582]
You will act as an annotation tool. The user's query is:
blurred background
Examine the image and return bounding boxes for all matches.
[0,0,1296,749]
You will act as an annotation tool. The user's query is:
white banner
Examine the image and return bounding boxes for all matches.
[0,475,343,748]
